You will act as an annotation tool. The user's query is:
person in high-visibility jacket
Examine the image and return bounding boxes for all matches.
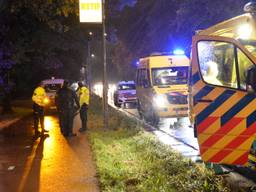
[77,81,90,132]
[32,83,49,136]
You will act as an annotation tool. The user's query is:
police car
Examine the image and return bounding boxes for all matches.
[113,81,137,108]
[41,78,64,109]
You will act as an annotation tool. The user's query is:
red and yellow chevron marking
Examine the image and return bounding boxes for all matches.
[195,92,248,148]
[200,148,249,165]
[198,117,256,165]
[191,66,256,166]
[197,116,219,136]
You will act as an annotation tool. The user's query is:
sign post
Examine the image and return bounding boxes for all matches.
[102,0,108,130]
[79,0,108,130]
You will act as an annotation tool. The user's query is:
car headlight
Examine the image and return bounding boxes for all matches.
[153,94,168,108]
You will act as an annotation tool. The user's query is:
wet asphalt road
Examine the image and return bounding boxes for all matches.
[0,113,99,192]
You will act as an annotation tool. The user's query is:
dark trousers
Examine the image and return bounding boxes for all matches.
[60,109,74,135]
[33,103,44,133]
[57,111,64,134]
[80,104,88,130]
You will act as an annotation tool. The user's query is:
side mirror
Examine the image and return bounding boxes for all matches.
[246,66,256,92]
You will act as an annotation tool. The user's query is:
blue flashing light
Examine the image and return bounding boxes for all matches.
[136,61,139,66]
[132,60,140,68]
[173,49,185,55]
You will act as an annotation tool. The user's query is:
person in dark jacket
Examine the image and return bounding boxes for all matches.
[55,80,80,137]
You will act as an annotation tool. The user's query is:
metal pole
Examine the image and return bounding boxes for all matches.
[87,32,93,95]
[87,38,90,88]
[102,0,108,130]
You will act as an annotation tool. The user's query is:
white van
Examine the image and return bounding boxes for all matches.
[41,78,64,108]
[113,81,137,107]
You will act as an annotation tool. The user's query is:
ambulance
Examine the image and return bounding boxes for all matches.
[189,2,256,168]
[136,52,190,125]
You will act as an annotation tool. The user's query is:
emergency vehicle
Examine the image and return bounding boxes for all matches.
[113,81,137,108]
[136,52,190,125]
[189,2,256,168]
[41,78,64,108]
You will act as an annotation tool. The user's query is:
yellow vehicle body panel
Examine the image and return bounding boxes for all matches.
[139,55,190,69]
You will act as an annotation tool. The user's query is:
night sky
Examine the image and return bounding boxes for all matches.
[120,0,137,9]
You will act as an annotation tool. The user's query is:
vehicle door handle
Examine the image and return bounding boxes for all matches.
[196,99,213,103]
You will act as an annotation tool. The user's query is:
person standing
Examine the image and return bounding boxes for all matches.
[77,82,90,132]
[32,83,48,136]
[55,80,80,137]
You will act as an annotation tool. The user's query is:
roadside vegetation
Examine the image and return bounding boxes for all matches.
[88,96,231,192]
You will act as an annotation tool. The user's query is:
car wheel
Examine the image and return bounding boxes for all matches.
[152,111,160,127]
[114,99,119,107]
[145,106,159,127]
[137,100,143,119]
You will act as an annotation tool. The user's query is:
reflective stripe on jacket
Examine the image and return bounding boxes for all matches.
[32,86,46,107]
[78,86,90,106]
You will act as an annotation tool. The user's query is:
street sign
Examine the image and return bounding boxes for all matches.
[79,0,102,23]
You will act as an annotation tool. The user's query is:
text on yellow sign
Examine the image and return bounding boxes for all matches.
[81,3,101,10]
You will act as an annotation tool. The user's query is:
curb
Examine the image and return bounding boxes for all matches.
[0,113,32,131]
[0,118,21,131]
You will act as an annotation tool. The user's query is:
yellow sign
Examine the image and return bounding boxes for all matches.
[79,0,102,23]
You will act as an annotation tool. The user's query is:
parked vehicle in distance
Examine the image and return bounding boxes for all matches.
[113,81,137,108]
[41,77,64,109]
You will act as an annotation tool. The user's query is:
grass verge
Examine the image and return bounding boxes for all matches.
[88,96,230,192]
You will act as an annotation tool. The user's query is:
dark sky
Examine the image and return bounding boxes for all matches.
[120,0,137,9]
